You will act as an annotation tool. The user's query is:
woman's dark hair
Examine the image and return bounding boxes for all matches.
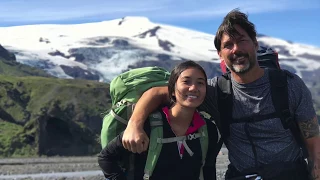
[168,60,207,103]
[214,8,257,52]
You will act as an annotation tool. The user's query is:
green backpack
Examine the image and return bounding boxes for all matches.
[100,66,212,180]
[101,66,171,148]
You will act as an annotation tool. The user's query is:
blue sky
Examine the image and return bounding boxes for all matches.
[1,0,319,47]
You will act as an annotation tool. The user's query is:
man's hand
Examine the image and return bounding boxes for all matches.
[121,86,168,153]
[122,120,149,153]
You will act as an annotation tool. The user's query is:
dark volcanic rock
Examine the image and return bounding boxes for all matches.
[112,39,129,47]
[60,65,100,81]
[72,53,86,62]
[258,41,290,55]
[137,26,161,38]
[298,53,320,61]
[118,17,125,25]
[86,37,110,46]
[49,50,69,58]
[49,50,85,62]
[0,44,16,61]
[39,37,50,44]
[158,39,174,52]
[156,54,172,61]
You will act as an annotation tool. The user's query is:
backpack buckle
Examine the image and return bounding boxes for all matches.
[116,100,127,107]
[143,174,150,180]
[187,133,196,140]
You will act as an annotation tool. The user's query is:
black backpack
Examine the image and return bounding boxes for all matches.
[217,46,308,167]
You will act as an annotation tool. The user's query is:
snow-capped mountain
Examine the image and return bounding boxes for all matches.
[0,16,320,83]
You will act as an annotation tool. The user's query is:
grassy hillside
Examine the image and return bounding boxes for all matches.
[0,75,110,157]
[0,57,52,77]
[0,46,111,157]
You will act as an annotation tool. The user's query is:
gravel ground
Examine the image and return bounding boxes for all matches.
[0,148,229,180]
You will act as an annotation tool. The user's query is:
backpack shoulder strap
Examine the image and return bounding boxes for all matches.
[198,123,208,180]
[218,73,232,94]
[217,73,233,142]
[268,69,309,158]
[268,69,290,123]
[143,111,164,180]
[196,112,210,180]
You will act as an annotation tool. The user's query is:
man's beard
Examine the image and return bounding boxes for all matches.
[226,52,256,74]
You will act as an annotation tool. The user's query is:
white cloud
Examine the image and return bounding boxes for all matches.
[0,0,318,23]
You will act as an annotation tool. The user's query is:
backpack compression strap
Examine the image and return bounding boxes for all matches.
[110,100,135,125]
[198,123,209,180]
[268,69,309,158]
[143,111,164,180]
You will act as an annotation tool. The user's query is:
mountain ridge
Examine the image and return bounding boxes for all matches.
[1,16,319,82]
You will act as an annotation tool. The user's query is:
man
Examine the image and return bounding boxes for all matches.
[121,9,320,179]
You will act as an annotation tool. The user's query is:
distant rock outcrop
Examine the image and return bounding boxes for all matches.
[60,65,100,81]
[39,37,50,44]
[0,44,16,61]
[158,39,174,52]
[137,26,161,38]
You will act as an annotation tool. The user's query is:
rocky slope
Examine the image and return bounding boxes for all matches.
[0,46,110,157]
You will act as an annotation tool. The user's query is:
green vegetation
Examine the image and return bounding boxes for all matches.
[0,57,52,77]
[0,74,110,157]
[0,48,111,157]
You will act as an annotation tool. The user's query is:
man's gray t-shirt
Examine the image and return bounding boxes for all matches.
[206,69,315,172]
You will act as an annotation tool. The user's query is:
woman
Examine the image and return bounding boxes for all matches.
[98,61,222,180]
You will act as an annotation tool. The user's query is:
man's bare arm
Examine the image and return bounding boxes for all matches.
[298,116,320,180]
[122,86,169,153]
